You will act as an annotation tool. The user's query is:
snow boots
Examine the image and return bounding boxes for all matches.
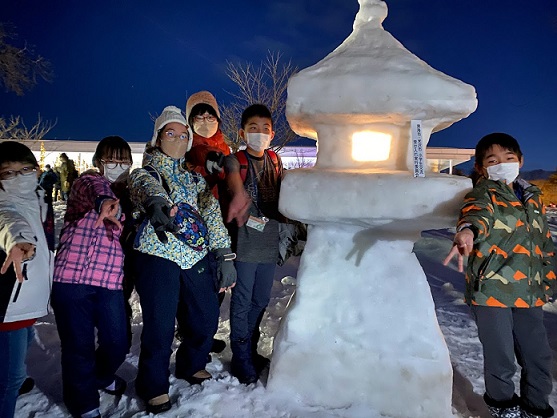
[231,338,257,384]
[487,405,521,418]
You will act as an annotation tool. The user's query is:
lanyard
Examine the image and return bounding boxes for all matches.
[246,152,267,218]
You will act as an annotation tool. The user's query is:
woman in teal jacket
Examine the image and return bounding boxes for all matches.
[129,106,236,414]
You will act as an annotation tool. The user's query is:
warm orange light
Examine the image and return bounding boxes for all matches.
[352,131,392,161]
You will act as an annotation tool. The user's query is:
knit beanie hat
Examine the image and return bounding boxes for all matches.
[186,91,220,119]
[151,105,193,151]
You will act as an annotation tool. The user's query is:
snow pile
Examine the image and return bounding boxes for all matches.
[15,206,557,416]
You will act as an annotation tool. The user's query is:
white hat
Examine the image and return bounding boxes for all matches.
[185,91,220,120]
[151,105,193,151]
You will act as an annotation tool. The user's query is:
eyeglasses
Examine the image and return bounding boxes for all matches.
[163,130,190,141]
[100,160,132,169]
[0,166,37,180]
[194,114,217,123]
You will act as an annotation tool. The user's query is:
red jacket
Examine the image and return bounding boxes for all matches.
[187,130,231,197]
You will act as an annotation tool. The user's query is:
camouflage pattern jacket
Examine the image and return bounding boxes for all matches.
[458,177,555,308]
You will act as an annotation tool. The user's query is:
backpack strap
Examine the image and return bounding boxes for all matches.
[144,164,170,194]
[235,150,249,183]
[235,149,280,183]
[266,149,280,176]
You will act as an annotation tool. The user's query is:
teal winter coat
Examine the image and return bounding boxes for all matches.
[129,149,231,269]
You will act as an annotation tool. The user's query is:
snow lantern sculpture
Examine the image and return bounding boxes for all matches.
[267,1,477,417]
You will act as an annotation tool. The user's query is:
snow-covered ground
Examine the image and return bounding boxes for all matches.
[14,203,557,418]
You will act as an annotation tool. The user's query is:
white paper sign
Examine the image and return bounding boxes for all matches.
[411,120,426,178]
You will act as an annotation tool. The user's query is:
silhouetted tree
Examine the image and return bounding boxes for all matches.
[0,23,56,140]
[0,113,57,140]
[0,22,53,96]
[220,51,298,151]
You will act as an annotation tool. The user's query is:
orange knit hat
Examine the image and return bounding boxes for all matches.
[185,91,220,119]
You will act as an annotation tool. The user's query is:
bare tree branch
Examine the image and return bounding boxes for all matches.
[0,22,53,96]
[0,114,20,138]
[220,51,298,151]
[0,113,56,140]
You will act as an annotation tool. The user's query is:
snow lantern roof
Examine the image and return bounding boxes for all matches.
[286,0,478,141]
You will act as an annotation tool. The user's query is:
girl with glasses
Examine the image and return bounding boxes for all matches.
[0,141,53,418]
[185,91,231,198]
[129,105,236,414]
[51,136,132,418]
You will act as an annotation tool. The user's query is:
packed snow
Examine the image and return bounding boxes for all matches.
[271,0,479,415]
[13,202,557,417]
[10,1,554,416]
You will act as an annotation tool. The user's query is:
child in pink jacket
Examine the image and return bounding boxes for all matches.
[52,136,132,418]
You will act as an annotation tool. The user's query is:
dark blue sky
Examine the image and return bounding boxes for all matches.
[2,0,557,170]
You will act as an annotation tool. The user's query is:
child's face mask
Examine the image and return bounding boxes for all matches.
[486,162,520,184]
[159,123,191,159]
[193,118,218,138]
[1,174,38,197]
[103,164,130,183]
[246,133,272,153]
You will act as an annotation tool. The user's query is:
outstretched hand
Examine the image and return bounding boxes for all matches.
[1,243,36,282]
[226,191,251,226]
[94,198,122,229]
[144,196,179,244]
[442,228,474,272]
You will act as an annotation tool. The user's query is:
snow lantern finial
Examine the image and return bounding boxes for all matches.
[354,0,387,29]
[286,0,477,172]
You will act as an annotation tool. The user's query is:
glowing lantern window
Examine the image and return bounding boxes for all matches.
[351,131,392,162]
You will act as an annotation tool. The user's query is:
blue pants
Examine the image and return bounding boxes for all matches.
[0,326,34,418]
[230,262,275,345]
[51,282,128,417]
[134,252,219,401]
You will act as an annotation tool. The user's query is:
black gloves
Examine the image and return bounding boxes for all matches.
[214,248,237,290]
[144,196,179,244]
[205,151,225,175]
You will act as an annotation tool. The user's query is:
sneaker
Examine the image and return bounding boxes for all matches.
[487,405,521,418]
[101,376,127,396]
[18,377,34,395]
[81,408,101,418]
[181,369,212,385]
[521,407,554,418]
[521,412,542,418]
[231,361,257,385]
[146,394,171,415]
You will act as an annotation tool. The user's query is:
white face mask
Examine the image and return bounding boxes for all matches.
[486,162,520,184]
[193,120,218,138]
[103,164,130,183]
[1,174,38,198]
[246,133,272,153]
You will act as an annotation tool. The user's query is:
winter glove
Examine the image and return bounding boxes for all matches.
[214,248,237,290]
[205,151,225,175]
[144,196,179,244]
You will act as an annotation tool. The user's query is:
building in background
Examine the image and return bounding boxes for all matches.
[2,140,474,174]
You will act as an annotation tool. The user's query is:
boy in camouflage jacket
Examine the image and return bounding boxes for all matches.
[444,133,555,418]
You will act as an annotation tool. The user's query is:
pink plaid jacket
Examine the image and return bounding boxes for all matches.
[53,173,124,290]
